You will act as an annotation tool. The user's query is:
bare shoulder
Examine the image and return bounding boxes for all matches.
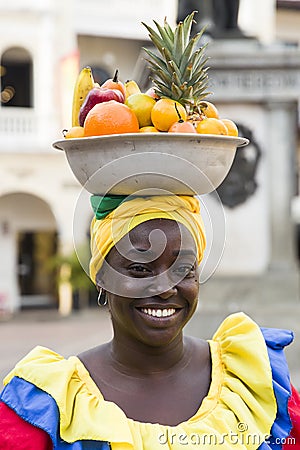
[184,335,210,357]
[77,342,111,377]
[183,335,211,376]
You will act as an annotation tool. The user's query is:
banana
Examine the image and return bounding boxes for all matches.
[72,66,94,127]
[124,79,141,100]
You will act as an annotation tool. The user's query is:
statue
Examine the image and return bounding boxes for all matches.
[216,124,262,208]
[177,0,243,39]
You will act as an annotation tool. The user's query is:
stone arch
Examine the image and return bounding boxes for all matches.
[0,192,58,312]
[1,46,33,107]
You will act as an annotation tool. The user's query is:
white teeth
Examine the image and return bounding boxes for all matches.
[141,308,176,317]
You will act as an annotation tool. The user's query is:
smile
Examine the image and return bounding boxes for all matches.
[140,308,176,318]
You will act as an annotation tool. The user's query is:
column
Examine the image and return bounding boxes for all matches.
[265,101,298,270]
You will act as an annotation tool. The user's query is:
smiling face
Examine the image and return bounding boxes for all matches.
[98,219,200,347]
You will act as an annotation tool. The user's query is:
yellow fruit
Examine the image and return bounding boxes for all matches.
[200,101,219,119]
[151,98,187,132]
[63,126,85,139]
[72,67,94,127]
[139,126,159,132]
[124,80,141,100]
[221,119,238,137]
[196,118,228,135]
[125,93,156,128]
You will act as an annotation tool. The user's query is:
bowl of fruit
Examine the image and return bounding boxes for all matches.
[53,12,248,196]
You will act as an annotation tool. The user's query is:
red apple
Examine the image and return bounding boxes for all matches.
[79,87,124,126]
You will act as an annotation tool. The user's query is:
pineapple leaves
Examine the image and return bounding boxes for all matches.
[142,48,168,72]
[171,82,183,99]
[151,78,173,98]
[181,11,196,47]
[141,22,166,54]
[142,11,210,112]
[163,17,174,40]
[152,20,174,53]
[179,36,198,73]
[173,22,184,66]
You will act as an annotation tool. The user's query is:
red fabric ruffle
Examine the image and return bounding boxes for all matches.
[284,385,300,449]
[0,401,52,449]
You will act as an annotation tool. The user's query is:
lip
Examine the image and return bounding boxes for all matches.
[133,302,184,310]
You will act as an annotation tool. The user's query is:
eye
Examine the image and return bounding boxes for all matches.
[128,264,152,276]
[173,264,196,278]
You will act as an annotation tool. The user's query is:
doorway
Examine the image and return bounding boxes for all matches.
[0,192,58,311]
[17,231,58,306]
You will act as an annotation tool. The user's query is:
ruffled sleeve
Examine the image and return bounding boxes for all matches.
[2,346,132,448]
[259,327,294,448]
[284,386,300,449]
[206,313,279,445]
[0,401,53,450]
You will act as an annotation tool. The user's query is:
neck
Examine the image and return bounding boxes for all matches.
[109,330,189,377]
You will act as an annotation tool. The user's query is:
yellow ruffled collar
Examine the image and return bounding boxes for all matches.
[4,312,277,449]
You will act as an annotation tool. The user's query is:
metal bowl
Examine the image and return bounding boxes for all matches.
[53,133,249,195]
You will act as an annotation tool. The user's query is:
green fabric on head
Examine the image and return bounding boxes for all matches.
[90,195,127,220]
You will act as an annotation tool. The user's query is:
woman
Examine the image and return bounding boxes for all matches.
[0,194,299,449]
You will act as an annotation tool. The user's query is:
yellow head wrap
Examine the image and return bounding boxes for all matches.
[89,195,206,283]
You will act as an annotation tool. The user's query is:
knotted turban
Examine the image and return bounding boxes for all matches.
[89,194,206,283]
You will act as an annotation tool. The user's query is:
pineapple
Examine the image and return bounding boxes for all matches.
[142,11,211,117]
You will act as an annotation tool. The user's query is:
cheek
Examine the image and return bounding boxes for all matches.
[181,276,199,301]
[112,278,150,299]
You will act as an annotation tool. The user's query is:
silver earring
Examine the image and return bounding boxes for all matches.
[97,288,107,306]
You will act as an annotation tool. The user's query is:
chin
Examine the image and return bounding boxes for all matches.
[138,329,182,348]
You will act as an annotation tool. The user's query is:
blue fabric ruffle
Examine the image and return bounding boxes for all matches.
[258,327,294,449]
[0,376,110,450]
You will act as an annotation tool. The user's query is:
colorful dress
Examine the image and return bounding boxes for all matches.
[0,313,299,449]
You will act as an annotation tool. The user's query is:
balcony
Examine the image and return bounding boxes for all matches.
[0,107,59,152]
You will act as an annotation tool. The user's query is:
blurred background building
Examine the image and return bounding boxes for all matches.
[0,0,299,318]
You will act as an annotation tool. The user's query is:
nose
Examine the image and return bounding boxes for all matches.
[157,286,177,299]
[147,271,178,299]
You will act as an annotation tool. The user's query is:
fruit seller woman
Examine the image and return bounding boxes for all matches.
[0,194,299,449]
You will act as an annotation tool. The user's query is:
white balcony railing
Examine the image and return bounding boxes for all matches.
[0,107,36,136]
[0,107,59,152]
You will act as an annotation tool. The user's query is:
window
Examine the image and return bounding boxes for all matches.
[90,66,111,85]
[1,47,33,107]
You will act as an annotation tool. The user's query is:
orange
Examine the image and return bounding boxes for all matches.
[200,101,219,119]
[84,101,139,136]
[221,119,238,137]
[151,98,187,131]
[139,126,159,132]
[168,120,196,133]
[196,118,228,135]
[63,126,85,139]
